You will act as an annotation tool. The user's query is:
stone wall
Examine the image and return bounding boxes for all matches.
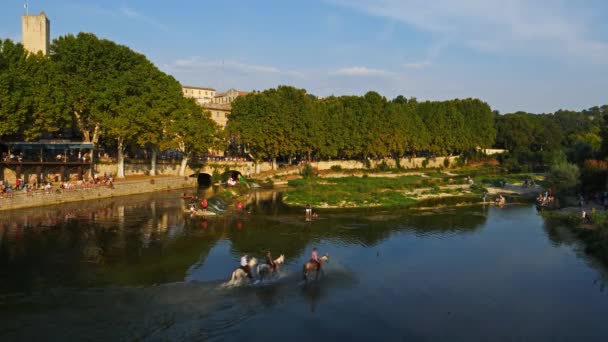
[3,156,457,184]
[309,156,458,172]
[0,176,196,211]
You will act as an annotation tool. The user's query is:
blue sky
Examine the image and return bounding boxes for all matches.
[2,0,608,113]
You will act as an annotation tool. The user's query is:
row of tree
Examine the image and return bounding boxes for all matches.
[0,35,222,177]
[227,86,496,165]
[3,32,608,184]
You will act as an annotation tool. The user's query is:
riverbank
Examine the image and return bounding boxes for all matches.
[540,204,608,263]
[0,176,196,211]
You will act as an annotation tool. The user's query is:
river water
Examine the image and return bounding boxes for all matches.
[1,188,608,341]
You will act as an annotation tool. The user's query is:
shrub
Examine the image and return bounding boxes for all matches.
[211,169,221,183]
[443,158,451,169]
[421,159,429,169]
[376,160,390,172]
[330,165,342,171]
[545,162,580,195]
[300,163,317,178]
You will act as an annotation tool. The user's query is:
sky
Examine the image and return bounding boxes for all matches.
[1,0,608,113]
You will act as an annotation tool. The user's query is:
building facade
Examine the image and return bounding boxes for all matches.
[181,85,251,128]
[22,12,50,55]
[182,85,216,104]
[212,88,250,104]
[203,103,231,128]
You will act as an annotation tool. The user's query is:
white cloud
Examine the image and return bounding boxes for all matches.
[172,57,282,74]
[332,66,391,76]
[403,61,432,69]
[120,5,168,31]
[328,0,608,63]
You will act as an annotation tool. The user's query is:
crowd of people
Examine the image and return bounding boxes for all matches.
[0,172,118,200]
[536,188,557,208]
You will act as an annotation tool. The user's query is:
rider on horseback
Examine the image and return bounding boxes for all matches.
[266,250,277,272]
[310,247,321,271]
[240,254,253,279]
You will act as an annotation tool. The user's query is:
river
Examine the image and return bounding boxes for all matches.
[1,188,608,341]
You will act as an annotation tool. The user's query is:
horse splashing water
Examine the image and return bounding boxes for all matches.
[303,254,329,281]
[257,254,285,280]
[226,257,258,286]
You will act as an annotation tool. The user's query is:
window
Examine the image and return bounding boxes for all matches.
[225,113,228,118]
[216,112,220,118]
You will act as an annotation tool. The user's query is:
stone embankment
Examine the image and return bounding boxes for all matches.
[0,176,196,211]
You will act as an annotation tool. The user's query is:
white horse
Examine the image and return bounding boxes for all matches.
[257,254,285,280]
[227,257,258,286]
[303,254,329,281]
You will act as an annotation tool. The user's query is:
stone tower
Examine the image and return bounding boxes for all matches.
[22,12,50,55]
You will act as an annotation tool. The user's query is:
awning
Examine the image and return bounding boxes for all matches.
[4,142,95,150]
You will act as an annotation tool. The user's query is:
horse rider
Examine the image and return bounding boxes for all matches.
[240,254,253,279]
[310,247,321,271]
[266,250,277,272]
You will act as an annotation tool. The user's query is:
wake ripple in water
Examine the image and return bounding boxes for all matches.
[0,263,358,341]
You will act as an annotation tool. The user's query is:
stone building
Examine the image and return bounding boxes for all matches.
[22,12,50,55]
[212,88,250,104]
[182,85,216,104]
[203,103,231,128]
[181,85,251,128]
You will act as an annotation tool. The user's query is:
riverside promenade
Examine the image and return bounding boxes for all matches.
[0,176,196,211]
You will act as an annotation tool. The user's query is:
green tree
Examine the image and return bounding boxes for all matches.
[163,99,222,176]
[545,162,580,195]
[0,40,32,139]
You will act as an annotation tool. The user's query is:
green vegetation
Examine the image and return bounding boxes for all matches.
[284,176,422,208]
[282,174,495,208]
[0,35,222,177]
[495,108,608,194]
[227,87,496,164]
[544,162,580,194]
[300,163,317,178]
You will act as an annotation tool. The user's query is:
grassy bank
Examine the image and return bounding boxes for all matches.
[282,173,489,208]
[280,167,542,209]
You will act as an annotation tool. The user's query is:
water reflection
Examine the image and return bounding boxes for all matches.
[4,191,608,341]
[0,189,489,294]
[542,217,608,293]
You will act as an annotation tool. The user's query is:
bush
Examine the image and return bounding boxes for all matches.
[443,158,451,169]
[545,162,580,195]
[300,163,317,178]
[421,159,429,169]
[211,169,221,183]
[376,160,390,172]
[330,165,342,171]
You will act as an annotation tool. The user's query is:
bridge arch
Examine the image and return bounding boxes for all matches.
[222,170,242,181]
[190,173,212,187]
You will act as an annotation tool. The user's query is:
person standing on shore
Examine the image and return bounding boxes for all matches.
[201,198,208,214]
[306,203,312,217]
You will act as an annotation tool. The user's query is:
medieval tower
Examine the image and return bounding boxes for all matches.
[22,12,50,55]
